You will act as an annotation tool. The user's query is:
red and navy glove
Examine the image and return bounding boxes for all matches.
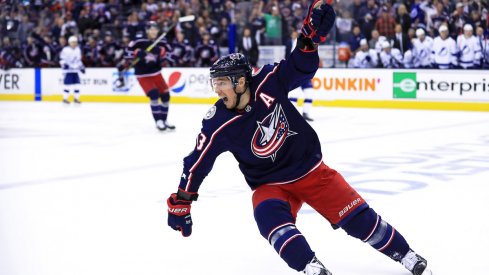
[301,0,336,44]
[167,192,195,237]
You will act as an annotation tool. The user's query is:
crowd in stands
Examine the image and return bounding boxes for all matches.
[0,0,488,70]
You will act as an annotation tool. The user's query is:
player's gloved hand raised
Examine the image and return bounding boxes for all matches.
[301,0,336,44]
[167,193,193,237]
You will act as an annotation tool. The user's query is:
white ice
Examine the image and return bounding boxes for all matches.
[1,101,489,275]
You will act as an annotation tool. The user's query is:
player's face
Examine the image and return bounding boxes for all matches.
[148,28,159,39]
[211,77,235,109]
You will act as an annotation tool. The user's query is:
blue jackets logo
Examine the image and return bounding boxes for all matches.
[251,104,297,161]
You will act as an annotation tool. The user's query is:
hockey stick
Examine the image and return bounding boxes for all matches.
[129,15,196,68]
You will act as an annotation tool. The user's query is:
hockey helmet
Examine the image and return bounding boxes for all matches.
[146,21,159,31]
[209,53,252,85]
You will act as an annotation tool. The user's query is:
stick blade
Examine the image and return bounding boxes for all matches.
[178,15,195,23]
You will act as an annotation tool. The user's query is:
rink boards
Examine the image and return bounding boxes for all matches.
[1,67,488,111]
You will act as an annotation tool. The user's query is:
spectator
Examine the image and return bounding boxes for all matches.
[23,34,45,67]
[375,6,396,39]
[449,2,469,37]
[194,33,218,67]
[348,25,365,53]
[99,31,120,67]
[368,29,380,50]
[396,4,411,34]
[249,6,266,45]
[17,14,35,43]
[238,27,259,67]
[393,24,410,55]
[429,1,449,33]
[263,6,282,45]
[82,36,101,67]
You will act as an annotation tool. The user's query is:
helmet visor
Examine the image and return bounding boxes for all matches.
[210,77,233,92]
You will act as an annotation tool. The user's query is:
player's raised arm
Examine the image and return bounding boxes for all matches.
[277,0,336,91]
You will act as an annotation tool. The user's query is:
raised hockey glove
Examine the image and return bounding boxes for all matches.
[301,0,336,44]
[167,193,193,237]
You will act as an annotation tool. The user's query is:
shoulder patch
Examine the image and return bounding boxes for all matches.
[204,106,217,120]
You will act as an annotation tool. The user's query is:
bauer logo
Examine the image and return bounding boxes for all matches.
[168,71,185,93]
[393,72,417,99]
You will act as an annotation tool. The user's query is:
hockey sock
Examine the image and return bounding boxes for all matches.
[74,89,80,101]
[63,89,70,100]
[341,207,410,262]
[303,88,314,115]
[159,92,170,121]
[147,89,163,122]
[254,199,315,271]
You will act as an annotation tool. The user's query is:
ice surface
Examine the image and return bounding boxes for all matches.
[1,101,488,275]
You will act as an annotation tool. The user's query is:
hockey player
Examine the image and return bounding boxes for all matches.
[285,30,315,122]
[353,38,379,68]
[412,28,433,68]
[431,25,457,69]
[166,2,432,275]
[119,21,175,131]
[457,24,482,69]
[380,41,404,68]
[59,36,85,104]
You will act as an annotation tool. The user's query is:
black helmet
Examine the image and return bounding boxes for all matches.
[210,53,252,85]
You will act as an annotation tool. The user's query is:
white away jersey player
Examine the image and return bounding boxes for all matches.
[457,35,482,68]
[431,36,457,69]
[178,50,323,194]
[412,36,433,68]
[353,49,378,68]
[59,46,84,73]
[380,48,404,68]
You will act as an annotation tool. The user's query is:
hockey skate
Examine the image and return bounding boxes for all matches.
[303,256,332,275]
[164,120,176,130]
[156,120,167,131]
[302,113,314,122]
[401,250,432,275]
[62,99,70,104]
[74,99,82,104]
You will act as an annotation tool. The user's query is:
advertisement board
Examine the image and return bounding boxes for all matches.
[306,69,392,100]
[393,70,489,102]
[40,68,215,100]
[0,69,36,99]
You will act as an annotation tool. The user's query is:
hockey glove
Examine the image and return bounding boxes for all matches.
[167,193,193,237]
[135,49,146,59]
[80,66,86,74]
[301,0,336,44]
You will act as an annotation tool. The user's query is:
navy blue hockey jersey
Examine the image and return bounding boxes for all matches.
[179,49,322,193]
[125,38,172,76]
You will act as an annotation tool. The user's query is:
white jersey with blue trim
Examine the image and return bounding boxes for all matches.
[178,49,323,194]
[431,36,457,69]
[60,46,84,73]
[457,34,482,68]
[354,49,378,68]
[412,36,433,67]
